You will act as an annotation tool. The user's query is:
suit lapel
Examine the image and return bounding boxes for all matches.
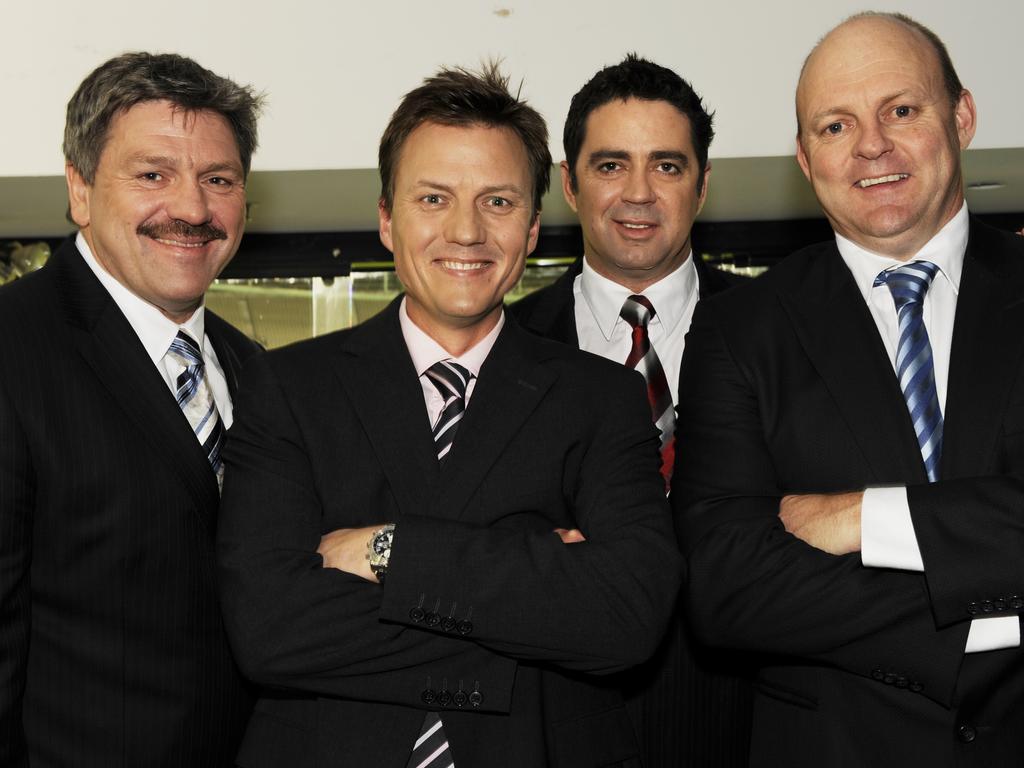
[518,258,581,347]
[331,301,441,518]
[53,240,220,514]
[778,244,927,484]
[942,220,1024,477]
[433,319,556,521]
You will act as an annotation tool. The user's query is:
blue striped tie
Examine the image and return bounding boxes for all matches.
[167,330,225,488]
[874,261,943,482]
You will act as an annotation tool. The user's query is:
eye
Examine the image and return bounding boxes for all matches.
[597,161,621,173]
[656,162,680,174]
[140,171,163,182]
[825,122,844,136]
[893,105,913,118]
[421,193,443,205]
[207,176,234,187]
[487,196,510,207]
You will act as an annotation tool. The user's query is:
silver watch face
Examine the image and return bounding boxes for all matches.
[372,531,392,558]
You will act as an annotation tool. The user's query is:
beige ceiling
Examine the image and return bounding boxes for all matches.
[3,148,1022,239]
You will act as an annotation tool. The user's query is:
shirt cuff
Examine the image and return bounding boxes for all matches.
[860,485,924,571]
[965,616,1021,653]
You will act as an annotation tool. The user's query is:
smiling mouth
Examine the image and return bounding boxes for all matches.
[438,260,489,271]
[857,174,909,188]
[617,221,657,231]
[152,237,211,248]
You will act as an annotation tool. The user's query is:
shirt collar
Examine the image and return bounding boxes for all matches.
[578,252,697,341]
[76,231,206,361]
[399,297,504,378]
[836,202,968,303]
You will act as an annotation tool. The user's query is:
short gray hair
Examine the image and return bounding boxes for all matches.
[64,52,265,183]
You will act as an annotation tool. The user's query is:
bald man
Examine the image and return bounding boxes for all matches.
[674,12,1024,766]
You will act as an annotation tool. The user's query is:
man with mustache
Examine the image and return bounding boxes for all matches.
[0,52,262,766]
[510,55,750,767]
[217,63,680,766]
[675,12,1024,765]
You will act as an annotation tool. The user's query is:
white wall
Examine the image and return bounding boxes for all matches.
[4,0,1022,176]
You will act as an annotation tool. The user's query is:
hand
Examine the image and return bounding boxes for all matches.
[318,525,382,582]
[554,527,586,544]
[779,492,862,555]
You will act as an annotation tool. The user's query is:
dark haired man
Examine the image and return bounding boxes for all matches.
[510,55,750,767]
[217,63,680,767]
[676,12,1024,766]
[0,53,262,765]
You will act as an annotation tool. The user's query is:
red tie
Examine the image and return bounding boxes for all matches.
[620,295,675,492]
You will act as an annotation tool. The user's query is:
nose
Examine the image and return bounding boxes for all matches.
[444,199,486,246]
[622,167,656,205]
[853,118,894,160]
[166,178,212,224]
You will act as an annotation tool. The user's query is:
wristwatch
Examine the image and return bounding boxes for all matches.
[367,524,395,584]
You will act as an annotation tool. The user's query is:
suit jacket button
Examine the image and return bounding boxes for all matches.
[895,676,908,689]
[453,690,468,707]
[909,680,923,693]
[441,616,457,632]
[468,691,483,707]
[425,612,441,627]
[410,607,425,622]
[421,689,436,705]
[967,602,980,616]
[456,619,473,635]
[1010,596,1023,610]
[438,690,453,707]
[994,598,1007,611]
[883,673,895,685]
[958,725,976,743]
[981,600,994,614]
[871,668,884,681]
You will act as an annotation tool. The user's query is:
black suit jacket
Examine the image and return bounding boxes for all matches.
[216,299,682,768]
[0,238,257,767]
[509,256,752,768]
[674,218,1024,767]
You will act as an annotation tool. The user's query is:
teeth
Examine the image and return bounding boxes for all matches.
[154,238,205,248]
[858,174,908,188]
[621,223,652,229]
[441,260,486,271]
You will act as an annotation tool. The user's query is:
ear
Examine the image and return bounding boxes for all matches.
[526,209,541,256]
[559,161,578,213]
[954,89,977,150]
[795,134,812,182]
[695,161,712,217]
[66,162,91,227]
[378,198,394,253]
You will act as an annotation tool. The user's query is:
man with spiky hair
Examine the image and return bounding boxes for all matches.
[217,63,680,767]
[0,52,263,766]
[676,12,1024,766]
[510,54,750,768]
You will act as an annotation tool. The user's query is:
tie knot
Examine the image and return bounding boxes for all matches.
[425,360,473,400]
[620,294,656,329]
[874,261,940,310]
[167,330,203,368]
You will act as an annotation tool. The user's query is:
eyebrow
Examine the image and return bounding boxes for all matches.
[808,90,914,123]
[415,180,527,197]
[587,149,690,166]
[126,154,243,175]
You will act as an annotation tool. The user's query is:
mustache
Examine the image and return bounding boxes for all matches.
[136,220,227,241]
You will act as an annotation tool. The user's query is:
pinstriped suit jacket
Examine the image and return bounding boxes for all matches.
[0,238,257,767]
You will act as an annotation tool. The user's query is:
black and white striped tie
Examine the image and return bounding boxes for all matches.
[404,360,470,768]
[167,330,225,488]
[425,360,473,464]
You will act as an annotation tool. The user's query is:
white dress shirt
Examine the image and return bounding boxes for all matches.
[838,204,1019,653]
[573,254,700,405]
[76,232,234,427]
[399,298,503,423]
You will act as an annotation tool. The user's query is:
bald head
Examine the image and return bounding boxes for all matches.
[792,12,976,259]
[797,12,963,137]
